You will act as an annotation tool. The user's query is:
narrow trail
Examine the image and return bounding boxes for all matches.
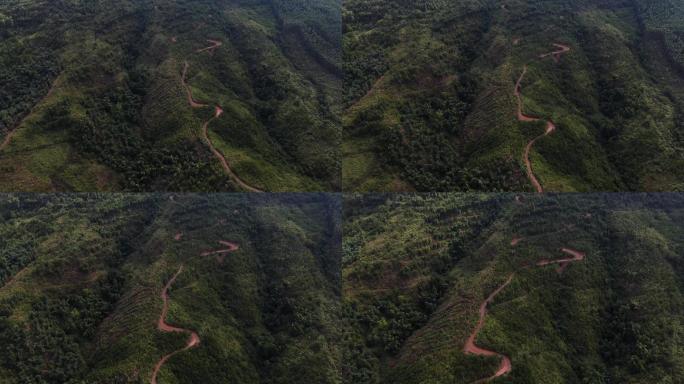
[200,240,240,256]
[537,248,585,274]
[200,240,240,262]
[514,43,570,193]
[181,62,208,109]
[195,39,222,54]
[195,39,223,53]
[464,274,515,383]
[539,43,571,63]
[151,266,200,384]
[465,238,586,383]
[201,106,263,193]
[151,235,240,383]
[181,40,263,192]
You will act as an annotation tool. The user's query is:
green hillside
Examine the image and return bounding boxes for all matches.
[343,0,684,192]
[342,193,684,383]
[0,0,341,192]
[0,193,342,383]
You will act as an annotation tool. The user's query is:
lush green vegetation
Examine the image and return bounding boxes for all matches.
[0,0,341,191]
[0,193,342,383]
[342,193,684,383]
[343,0,684,192]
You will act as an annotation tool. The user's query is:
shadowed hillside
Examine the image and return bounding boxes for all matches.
[343,0,684,192]
[341,193,684,383]
[0,193,342,383]
[0,0,341,192]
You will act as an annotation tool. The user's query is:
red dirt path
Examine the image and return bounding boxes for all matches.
[200,240,240,262]
[151,238,240,382]
[514,43,570,193]
[464,273,515,382]
[539,43,571,63]
[181,61,208,109]
[465,238,586,382]
[200,106,263,192]
[151,266,200,384]
[200,240,240,257]
[196,39,222,54]
[181,40,263,192]
[537,247,585,274]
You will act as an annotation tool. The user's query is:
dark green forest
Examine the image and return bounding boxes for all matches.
[0,193,342,383]
[0,0,341,192]
[342,193,684,383]
[343,0,684,192]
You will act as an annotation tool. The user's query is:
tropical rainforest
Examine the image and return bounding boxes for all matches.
[343,0,684,192]
[342,193,684,383]
[0,193,342,383]
[0,0,341,192]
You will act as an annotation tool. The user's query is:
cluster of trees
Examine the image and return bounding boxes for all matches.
[0,195,162,383]
[0,272,125,383]
[348,278,448,354]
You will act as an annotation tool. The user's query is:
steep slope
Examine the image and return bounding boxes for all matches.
[341,193,684,383]
[0,0,341,192]
[0,193,343,383]
[343,0,684,192]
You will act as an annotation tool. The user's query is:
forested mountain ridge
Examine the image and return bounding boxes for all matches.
[0,0,341,192]
[341,193,684,383]
[0,193,343,383]
[343,0,684,192]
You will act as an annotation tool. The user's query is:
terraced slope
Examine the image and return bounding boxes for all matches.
[0,0,341,192]
[343,0,684,192]
[342,193,684,383]
[0,193,342,383]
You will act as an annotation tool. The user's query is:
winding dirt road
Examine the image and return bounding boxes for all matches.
[181,62,208,109]
[181,40,263,192]
[514,65,557,193]
[539,43,571,63]
[201,106,263,193]
[151,238,240,383]
[200,240,240,256]
[200,240,240,262]
[514,44,570,193]
[464,274,515,383]
[151,266,200,384]
[196,39,222,54]
[537,248,585,274]
[465,239,586,382]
